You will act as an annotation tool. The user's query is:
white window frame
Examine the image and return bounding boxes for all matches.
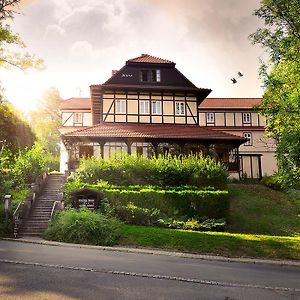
[156,69,161,82]
[243,132,252,146]
[243,112,251,124]
[139,100,150,114]
[151,101,161,114]
[206,112,215,124]
[74,112,83,124]
[115,100,126,113]
[175,102,185,116]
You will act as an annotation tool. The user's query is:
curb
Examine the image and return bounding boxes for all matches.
[1,237,300,268]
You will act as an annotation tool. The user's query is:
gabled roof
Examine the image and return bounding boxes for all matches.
[60,98,91,110]
[63,123,245,144]
[199,98,262,109]
[126,54,174,65]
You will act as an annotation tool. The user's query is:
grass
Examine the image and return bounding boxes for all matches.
[227,184,300,236]
[119,224,300,260]
[117,184,300,260]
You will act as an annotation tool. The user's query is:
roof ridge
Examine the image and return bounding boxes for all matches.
[127,54,174,64]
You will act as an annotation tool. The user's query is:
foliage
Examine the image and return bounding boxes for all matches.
[74,153,228,188]
[29,87,62,155]
[46,153,60,172]
[157,218,226,231]
[12,143,47,185]
[120,225,300,260]
[115,202,160,226]
[64,179,229,219]
[0,0,43,70]
[260,175,283,191]
[44,208,122,246]
[250,0,300,188]
[0,102,35,151]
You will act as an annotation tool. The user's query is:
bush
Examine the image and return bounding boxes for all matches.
[44,208,122,246]
[64,180,229,219]
[74,153,228,188]
[115,203,160,225]
[261,175,283,191]
[13,143,47,185]
[157,218,226,231]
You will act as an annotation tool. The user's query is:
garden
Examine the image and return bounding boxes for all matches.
[45,154,229,244]
[44,154,300,260]
[0,143,57,236]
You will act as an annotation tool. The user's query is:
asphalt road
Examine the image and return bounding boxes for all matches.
[0,239,299,299]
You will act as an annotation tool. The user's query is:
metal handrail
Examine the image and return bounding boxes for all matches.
[50,201,59,220]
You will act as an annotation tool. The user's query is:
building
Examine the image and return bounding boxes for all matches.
[59,54,268,177]
[199,98,277,178]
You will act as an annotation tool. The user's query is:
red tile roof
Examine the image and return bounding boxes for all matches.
[127,54,174,64]
[60,98,91,110]
[199,98,262,109]
[63,123,244,143]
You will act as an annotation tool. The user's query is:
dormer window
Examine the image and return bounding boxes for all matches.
[139,69,161,83]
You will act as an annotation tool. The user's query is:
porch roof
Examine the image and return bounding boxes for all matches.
[62,123,245,145]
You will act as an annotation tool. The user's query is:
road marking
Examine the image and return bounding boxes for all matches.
[0,259,299,293]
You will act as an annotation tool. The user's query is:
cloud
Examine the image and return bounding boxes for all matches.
[7,0,264,101]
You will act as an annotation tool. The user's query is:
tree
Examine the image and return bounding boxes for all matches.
[0,102,35,151]
[0,0,43,70]
[29,87,62,155]
[250,0,300,187]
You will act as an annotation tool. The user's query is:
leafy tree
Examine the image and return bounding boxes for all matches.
[0,102,35,151]
[29,87,62,155]
[250,0,300,187]
[0,0,43,70]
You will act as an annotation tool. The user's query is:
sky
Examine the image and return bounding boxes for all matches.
[1,0,265,114]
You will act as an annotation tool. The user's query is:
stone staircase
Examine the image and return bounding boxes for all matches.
[19,174,65,237]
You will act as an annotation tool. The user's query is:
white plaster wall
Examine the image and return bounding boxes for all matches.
[59,141,69,173]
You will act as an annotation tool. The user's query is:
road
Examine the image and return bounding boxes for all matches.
[0,239,299,299]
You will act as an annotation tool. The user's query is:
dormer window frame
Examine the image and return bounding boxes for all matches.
[139,69,161,83]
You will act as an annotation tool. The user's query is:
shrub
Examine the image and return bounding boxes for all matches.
[64,180,229,219]
[115,202,160,225]
[104,188,229,219]
[74,153,228,188]
[13,143,47,185]
[157,218,226,231]
[44,208,122,246]
[261,175,283,191]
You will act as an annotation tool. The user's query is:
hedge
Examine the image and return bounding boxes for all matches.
[74,153,228,188]
[103,188,229,219]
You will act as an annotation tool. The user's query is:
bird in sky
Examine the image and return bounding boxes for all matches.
[238,71,244,77]
[231,78,237,84]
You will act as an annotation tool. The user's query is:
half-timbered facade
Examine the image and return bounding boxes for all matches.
[59,54,246,174]
[199,98,277,178]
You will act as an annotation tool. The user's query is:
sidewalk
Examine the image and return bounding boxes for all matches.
[2,237,300,268]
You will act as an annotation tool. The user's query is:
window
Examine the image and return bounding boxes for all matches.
[243,112,251,124]
[152,101,161,114]
[140,70,148,82]
[139,69,161,82]
[139,100,149,114]
[175,102,185,115]
[115,100,126,113]
[206,112,215,124]
[243,132,252,146]
[74,113,83,124]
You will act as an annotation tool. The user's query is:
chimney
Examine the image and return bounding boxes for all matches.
[111,70,119,76]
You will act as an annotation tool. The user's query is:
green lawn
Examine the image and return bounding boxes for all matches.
[227,184,300,236]
[119,224,300,260]
[118,184,300,260]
